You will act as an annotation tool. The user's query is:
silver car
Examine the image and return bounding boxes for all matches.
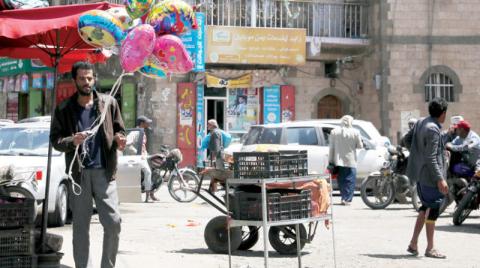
[0,122,143,227]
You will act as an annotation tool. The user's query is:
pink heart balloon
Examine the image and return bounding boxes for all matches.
[152,34,193,74]
[120,24,156,72]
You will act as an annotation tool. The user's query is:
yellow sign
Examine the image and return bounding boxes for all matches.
[206,26,306,65]
[206,73,252,88]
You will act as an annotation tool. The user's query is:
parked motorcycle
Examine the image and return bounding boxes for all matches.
[452,174,480,225]
[439,151,474,214]
[141,146,200,202]
[361,145,421,210]
[0,165,39,220]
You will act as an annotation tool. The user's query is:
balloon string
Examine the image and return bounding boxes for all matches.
[68,71,127,195]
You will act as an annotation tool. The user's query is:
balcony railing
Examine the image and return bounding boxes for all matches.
[56,0,368,39]
[187,0,369,39]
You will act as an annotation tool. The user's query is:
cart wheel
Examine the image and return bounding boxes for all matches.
[268,224,307,255]
[204,216,242,254]
[238,226,259,250]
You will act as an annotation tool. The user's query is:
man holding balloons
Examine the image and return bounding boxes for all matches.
[50,61,126,268]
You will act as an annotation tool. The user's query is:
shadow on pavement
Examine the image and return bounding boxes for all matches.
[436,223,480,234]
[361,253,421,260]
[170,248,310,258]
[359,207,416,211]
[118,250,138,255]
[60,265,73,268]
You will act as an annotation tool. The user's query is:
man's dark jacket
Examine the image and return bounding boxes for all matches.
[50,90,126,183]
[404,116,447,187]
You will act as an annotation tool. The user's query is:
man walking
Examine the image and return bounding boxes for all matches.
[207,119,224,169]
[50,61,126,268]
[404,97,449,259]
[328,115,363,205]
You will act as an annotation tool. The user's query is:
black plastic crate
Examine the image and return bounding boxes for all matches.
[230,189,311,221]
[233,151,308,179]
[270,190,312,221]
[0,229,35,256]
[0,255,37,268]
[38,252,63,268]
[0,196,36,229]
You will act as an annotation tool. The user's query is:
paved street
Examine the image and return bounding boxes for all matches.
[50,187,480,268]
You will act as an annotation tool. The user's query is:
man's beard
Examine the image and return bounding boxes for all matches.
[76,84,93,96]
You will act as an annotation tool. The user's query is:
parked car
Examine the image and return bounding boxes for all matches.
[224,120,387,188]
[0,119,14,128]
[17,116,51,123]
[314,119,391,148]
[0,122,143,227]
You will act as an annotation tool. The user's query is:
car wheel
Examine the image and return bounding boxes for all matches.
[48,183,68,227]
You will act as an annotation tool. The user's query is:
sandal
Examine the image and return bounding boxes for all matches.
[407,245,418,256]
[425,249,446,259]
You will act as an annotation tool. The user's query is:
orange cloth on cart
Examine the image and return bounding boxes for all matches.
[266,178,331,217]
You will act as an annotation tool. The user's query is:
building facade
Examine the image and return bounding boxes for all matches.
[377,0,480,142]
[2,0,478,167]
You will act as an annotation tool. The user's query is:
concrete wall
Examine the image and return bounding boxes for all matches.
[381,0,480,142]
[136,75,190,153]
[286,55,383,134]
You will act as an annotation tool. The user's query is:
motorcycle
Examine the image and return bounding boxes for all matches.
[361,145,421,210]
[452,174,480,225]
[141,146,200,203]
[439,151,474,214]
[0,165,39,220]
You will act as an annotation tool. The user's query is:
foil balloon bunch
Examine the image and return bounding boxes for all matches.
[78,0,198,78]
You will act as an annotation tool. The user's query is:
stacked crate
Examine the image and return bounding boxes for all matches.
[0,196,37,268]
[231,151,312,221]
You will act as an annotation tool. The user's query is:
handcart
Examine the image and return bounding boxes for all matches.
[190,151,334,264]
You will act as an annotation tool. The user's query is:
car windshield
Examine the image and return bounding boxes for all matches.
[0,127,59,156]
[243,127,283,145]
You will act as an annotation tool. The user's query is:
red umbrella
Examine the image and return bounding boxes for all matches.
[0,1,118,71]
[0,1,121,253]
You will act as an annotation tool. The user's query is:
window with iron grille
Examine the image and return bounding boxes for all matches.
[424,72,455,102]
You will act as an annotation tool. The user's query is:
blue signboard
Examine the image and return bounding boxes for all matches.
[196,83,205,167]
[263,85,281,124]
[181,12,205,72]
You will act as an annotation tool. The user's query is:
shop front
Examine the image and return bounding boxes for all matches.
[174,25,305,167]
[0,58,55,121]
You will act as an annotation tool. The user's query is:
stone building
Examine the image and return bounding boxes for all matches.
[1,0,479,166]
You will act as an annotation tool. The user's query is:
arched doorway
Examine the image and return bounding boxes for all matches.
[317,95,342,119]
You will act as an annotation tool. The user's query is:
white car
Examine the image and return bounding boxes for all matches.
[17,116,51,123]
[225,120,387,188]
[314,119,391,148]
[0,119,14,128]
[0,122,143,227]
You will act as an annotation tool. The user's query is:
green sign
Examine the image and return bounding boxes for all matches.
[122,83,136,129]
[0,59,30,77]
[0,58,54,77]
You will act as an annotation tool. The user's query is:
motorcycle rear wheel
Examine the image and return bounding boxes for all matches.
[361,175,395,209]
[453,190,476,226]
[168,170,200,203]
